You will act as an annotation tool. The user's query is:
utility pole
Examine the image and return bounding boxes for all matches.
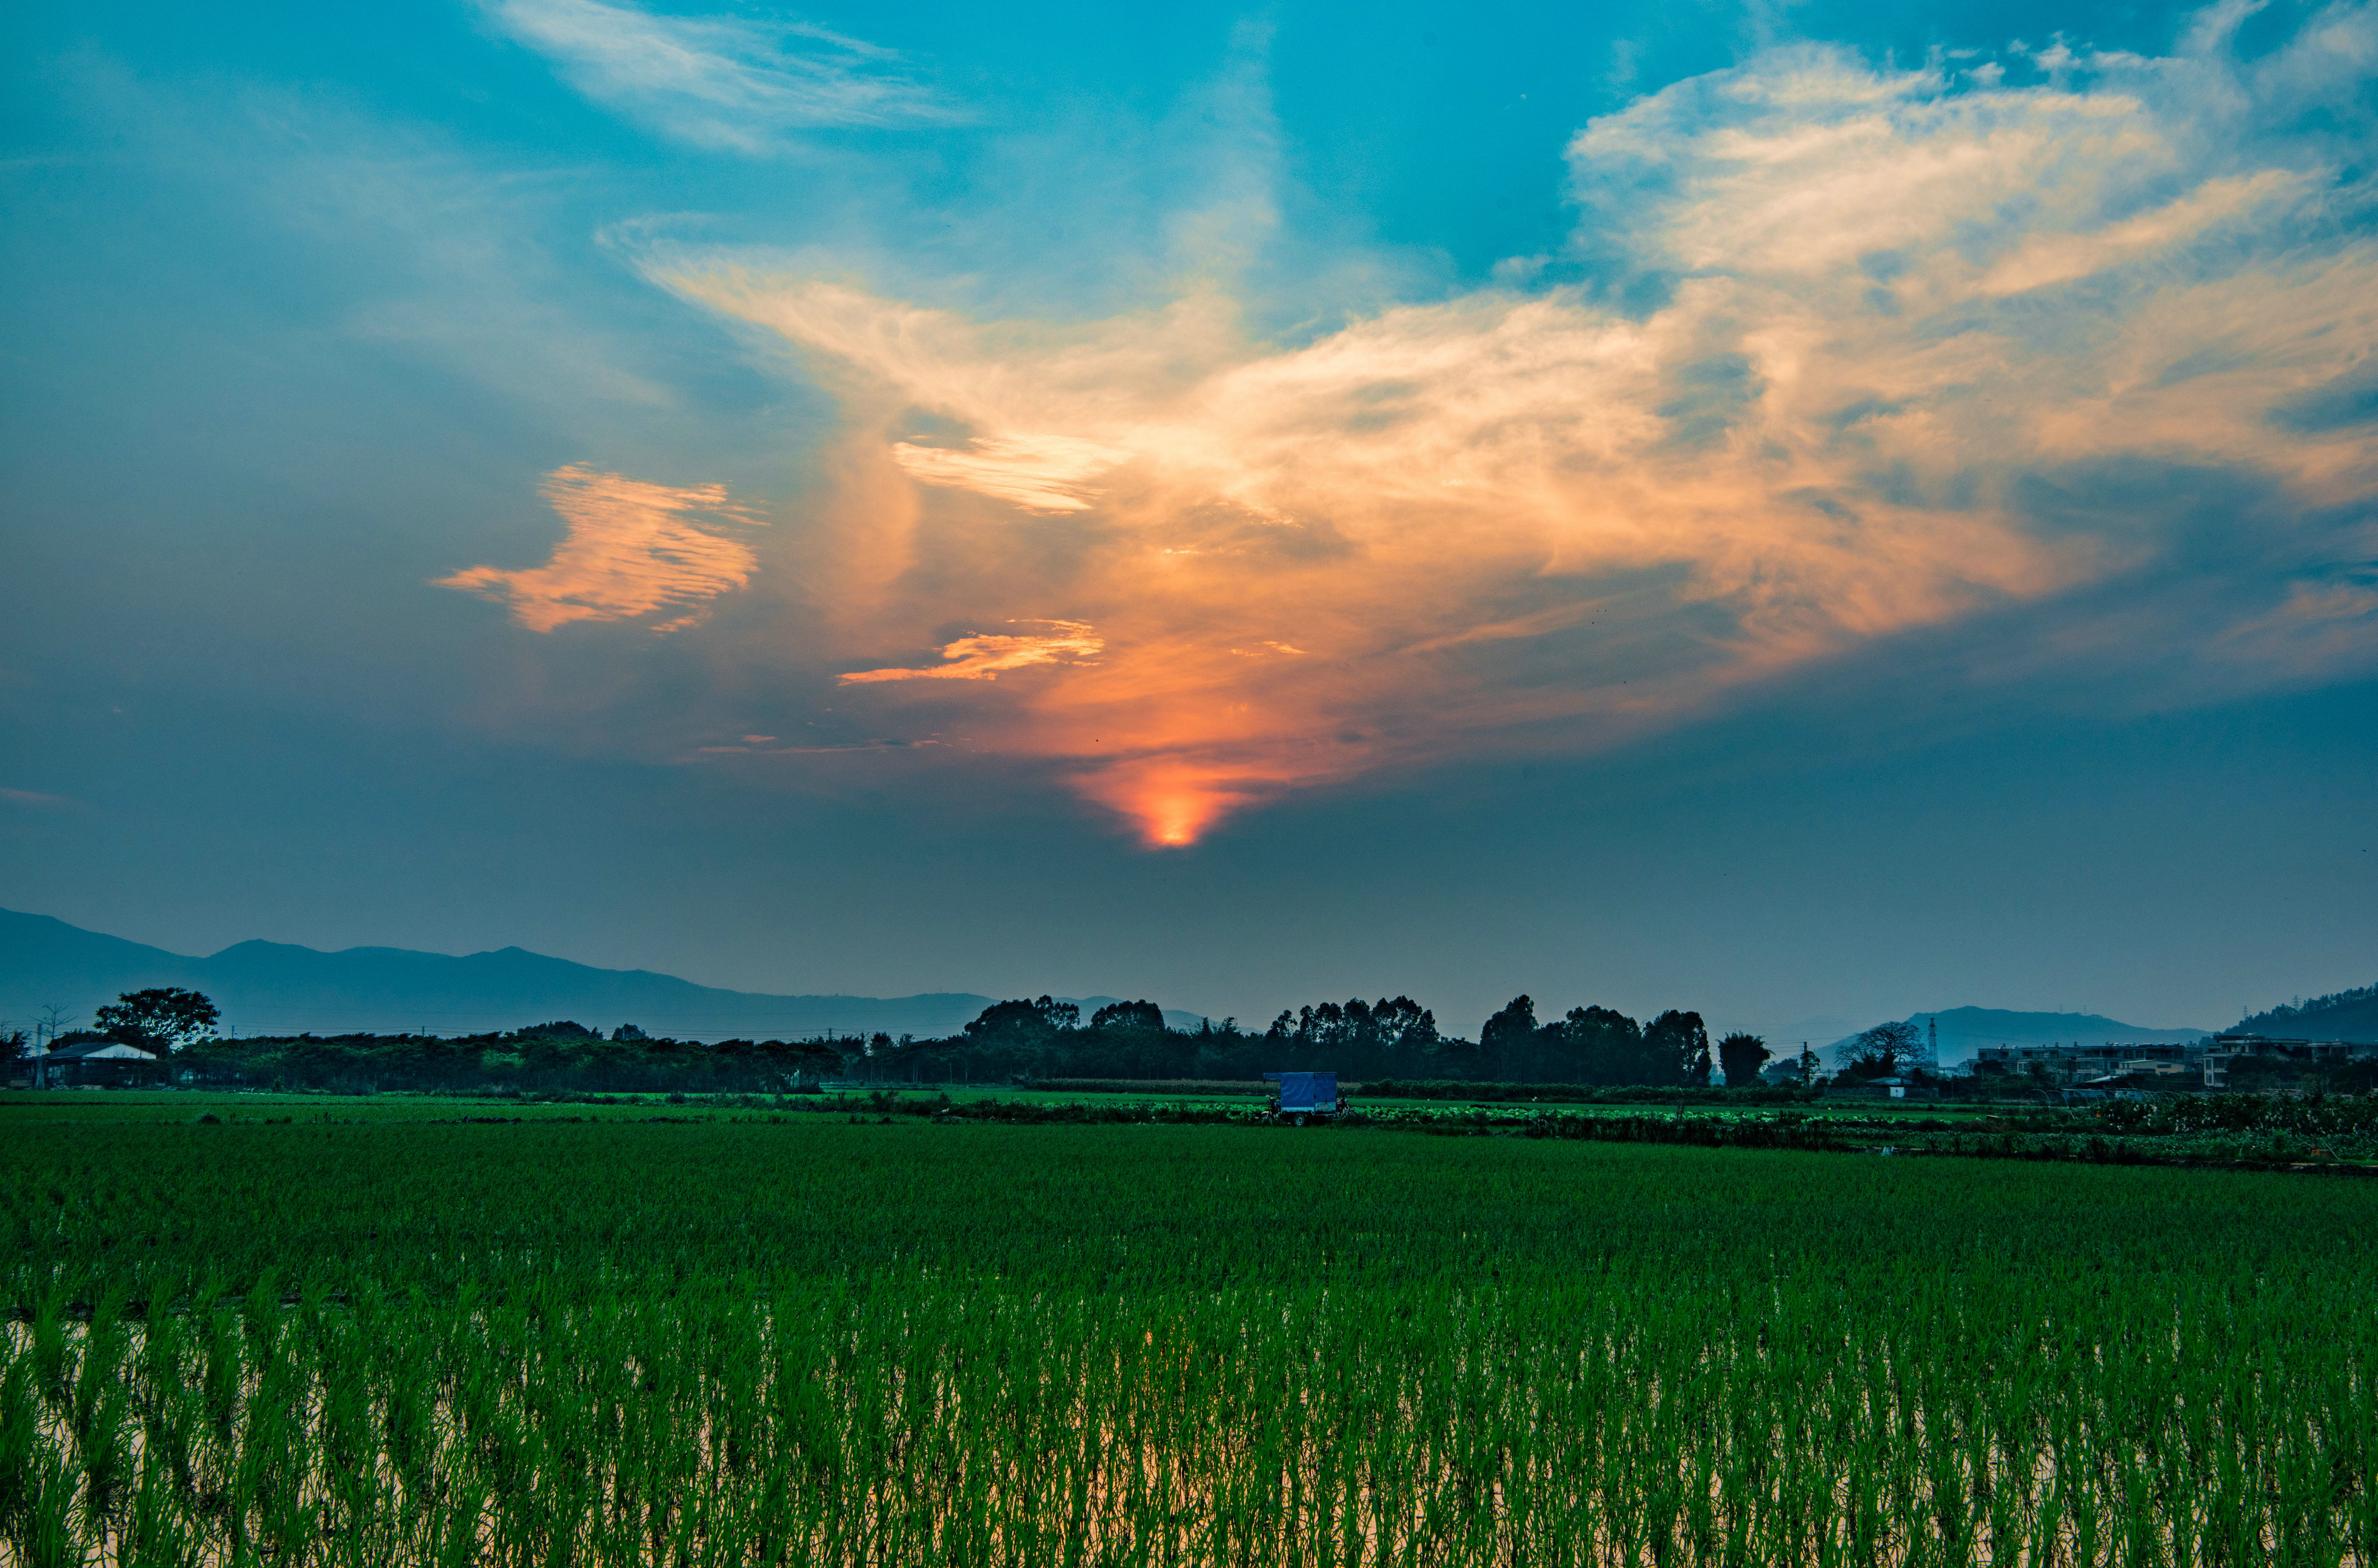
[34,1004,75,1091]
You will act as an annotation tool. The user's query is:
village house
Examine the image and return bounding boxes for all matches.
[32,1035,164,1088]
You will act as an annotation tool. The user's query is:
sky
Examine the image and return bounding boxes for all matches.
[3,0,2376,1040]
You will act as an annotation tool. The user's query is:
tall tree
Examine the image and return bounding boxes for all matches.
[1717,1032,1772,1087]
[1480,996,1539,1079]
[1643,1010,1710,1087]
[1089,1000,1165,1032]
[963,996,1078,1054]
[1370,996,1439,1076]
[94,988,220,1053]
[1840,1019,1922,1080]
[1559,1006,1642,1085]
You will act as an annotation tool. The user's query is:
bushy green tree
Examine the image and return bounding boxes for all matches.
[1645,1010,1710,1087]
[965,997,1080,1044]
[1252,997,1445,1077]
[1558,1006,1643,1084]
[1090,1000,1165,1032]
[94,988,220,1053]
[1480,996,1539,1078]
[1717,1032,1772,1087]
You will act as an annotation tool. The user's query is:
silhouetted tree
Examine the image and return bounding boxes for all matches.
[94,988,220,1053]
[1193,1016,1258,1079]
[1840,1019,1922,1081]
[1299,1002,1349,1051]
[1257,999,1406,1075]
[956,997,1079,1077]
[1644,1010,1710,1088]
[1559,1006,1643,1084]
[1480,996,1539,1080]
[1090,1000,1165,1032]
[519,1020,597,1039]
[1717,1032,1772,1087]
[965,996,1079,1044]
[1368,996,1440,1076]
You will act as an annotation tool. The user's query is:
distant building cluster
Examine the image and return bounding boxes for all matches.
[1973,1034,2376,1091]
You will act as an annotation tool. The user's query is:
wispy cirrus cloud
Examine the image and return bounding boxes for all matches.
[438,464,762,633]
[636,4,2378,845]
[2215,573,2378,674]
[889,438,1124,514]
[482,0,953,151]
[1,788,81,810]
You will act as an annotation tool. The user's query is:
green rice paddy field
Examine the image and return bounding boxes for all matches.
[4,1096,2375,1565]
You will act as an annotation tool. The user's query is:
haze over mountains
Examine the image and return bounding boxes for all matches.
[0,909,1204,1040]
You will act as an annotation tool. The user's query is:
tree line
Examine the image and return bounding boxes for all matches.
[170,1022,849,1095]
[16,999,847,1095]
[851,994,1783,1088]
[25,986,1802,1092]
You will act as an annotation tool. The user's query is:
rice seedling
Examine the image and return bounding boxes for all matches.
[2,1113,2373,1564]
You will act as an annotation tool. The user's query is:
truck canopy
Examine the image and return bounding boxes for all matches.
[1263,1072,1338,1113]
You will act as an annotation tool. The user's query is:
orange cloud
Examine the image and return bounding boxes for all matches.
[652,26,2378,844]
[438,464,761,633]
[840,620,1103,682]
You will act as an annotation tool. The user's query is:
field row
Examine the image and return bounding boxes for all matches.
[6,1113,2376,1565]
[8,1266,2374,1566]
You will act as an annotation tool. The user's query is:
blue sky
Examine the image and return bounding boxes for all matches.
[3,0,2375,1038]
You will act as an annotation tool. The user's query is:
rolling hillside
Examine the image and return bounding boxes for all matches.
[2234,985,2378,1043]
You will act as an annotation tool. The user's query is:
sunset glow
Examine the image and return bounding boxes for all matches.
[15,0,2378,1052]
[633,31,2378,841]
[377,11,2378,848]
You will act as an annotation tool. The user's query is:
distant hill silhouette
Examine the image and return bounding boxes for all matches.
[2233,984,2378,1043]
[1826,1006,2210,1066]
[0,907,1202,1040]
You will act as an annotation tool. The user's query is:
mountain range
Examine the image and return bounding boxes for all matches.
[0,908,1205,1040]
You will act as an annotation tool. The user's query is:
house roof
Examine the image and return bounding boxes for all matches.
[45,1040,159,1061]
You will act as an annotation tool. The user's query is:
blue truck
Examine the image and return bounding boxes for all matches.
[1263,1071,1342,1123]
